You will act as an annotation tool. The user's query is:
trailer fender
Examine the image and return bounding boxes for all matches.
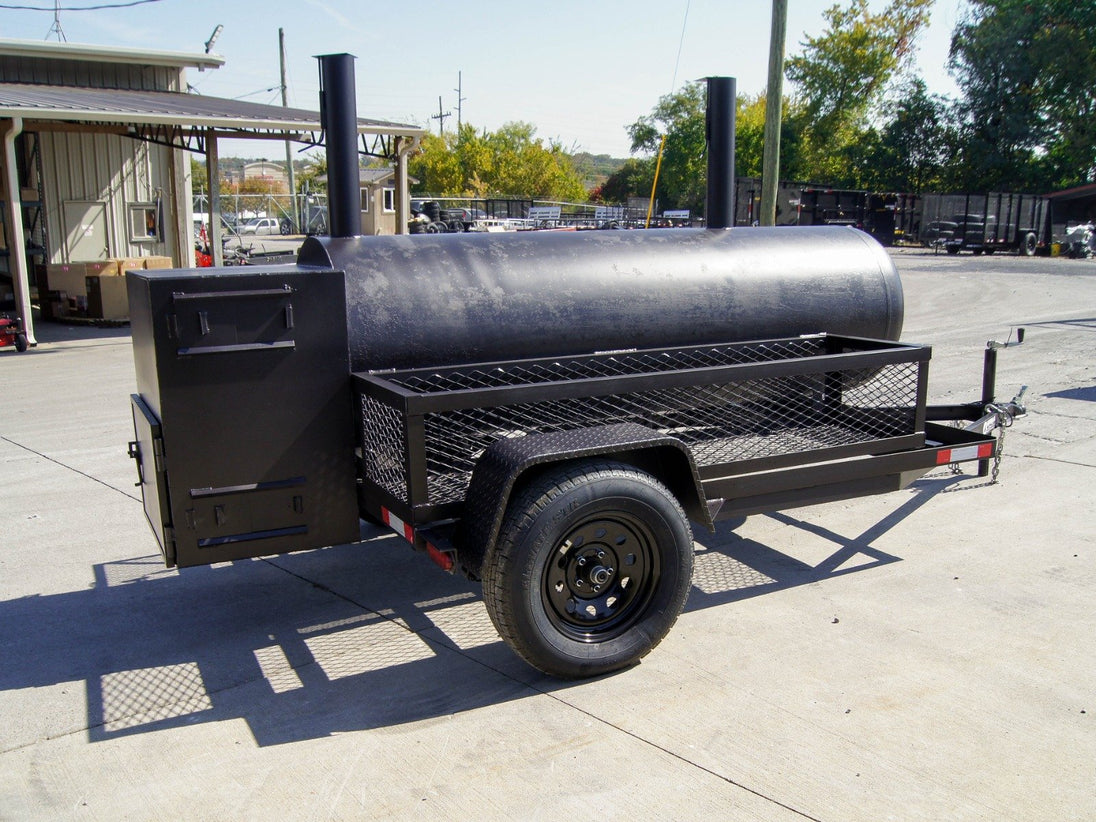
[455,422,712,579]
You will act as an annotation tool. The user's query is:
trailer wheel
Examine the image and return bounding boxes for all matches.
[1023,232,1037,256]
[482,460,693,679]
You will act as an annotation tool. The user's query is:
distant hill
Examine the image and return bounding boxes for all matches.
[570,152,628,189]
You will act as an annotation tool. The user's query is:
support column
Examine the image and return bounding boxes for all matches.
[394,136,409,235]
[206,128,223,267]
[1,116,35,345]
[171,135,194,268]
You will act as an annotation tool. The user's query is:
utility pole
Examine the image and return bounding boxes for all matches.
[279,28,299,232]
[454,71,467,132]
[760,0,788,226]
[431,96,451,136]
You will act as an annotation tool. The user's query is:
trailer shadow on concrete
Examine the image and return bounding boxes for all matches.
[0,475,965,749]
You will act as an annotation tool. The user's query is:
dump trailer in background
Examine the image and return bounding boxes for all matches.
[796,188,901,246]
[920,192,1050,255]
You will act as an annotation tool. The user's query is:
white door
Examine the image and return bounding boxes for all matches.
[63,200,109,261]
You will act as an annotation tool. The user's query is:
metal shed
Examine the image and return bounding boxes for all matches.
[0,38,424,346]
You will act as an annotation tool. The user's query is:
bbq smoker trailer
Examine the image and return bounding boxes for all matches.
[125,63,1026,678]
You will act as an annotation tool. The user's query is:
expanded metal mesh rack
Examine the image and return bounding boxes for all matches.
[354,334,930,522]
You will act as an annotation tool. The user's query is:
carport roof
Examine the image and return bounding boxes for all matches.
[1046,183,1096,202]
[0,82,425,155]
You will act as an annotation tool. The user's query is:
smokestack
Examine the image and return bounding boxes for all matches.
[317,53,360,238]
[705,76,736,230]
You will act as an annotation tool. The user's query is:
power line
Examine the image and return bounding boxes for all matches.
[0,0,166,10]
[669,0,691,95]
[231,86,281,101]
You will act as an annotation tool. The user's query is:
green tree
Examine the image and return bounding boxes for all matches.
[296,153,328,193]
[859,77,956,192]
[785,0,933,183]
[411,132,465,194]
[600,158,657,206]
[628,82,708,214]
[408,122,587,201]
[949,0,1096,189]
[621,85,806,214]
[190,157,208,194]
[734,93,768,179]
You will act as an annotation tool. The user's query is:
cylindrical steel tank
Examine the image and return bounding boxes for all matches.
[297,225,903,372]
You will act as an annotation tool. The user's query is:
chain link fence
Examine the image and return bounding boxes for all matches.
[192,193,328,236]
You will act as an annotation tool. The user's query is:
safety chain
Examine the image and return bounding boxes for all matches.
[949,403,1012,483]
[987,404,1010,484]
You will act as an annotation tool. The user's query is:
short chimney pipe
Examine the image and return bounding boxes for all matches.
[705,76,736,230]
[317,53,360,238]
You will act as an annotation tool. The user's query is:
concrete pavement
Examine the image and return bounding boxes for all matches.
[1,248,1094,820]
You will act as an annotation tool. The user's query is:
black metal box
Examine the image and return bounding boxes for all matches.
[127,265,359,567]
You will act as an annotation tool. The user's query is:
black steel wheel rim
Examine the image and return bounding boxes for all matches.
[541,512,660,642]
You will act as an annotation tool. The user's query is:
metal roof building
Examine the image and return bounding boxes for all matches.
[0,38,424,346]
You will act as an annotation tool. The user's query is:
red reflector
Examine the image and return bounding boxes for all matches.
[427,542,454,572]
[936,442,995,465]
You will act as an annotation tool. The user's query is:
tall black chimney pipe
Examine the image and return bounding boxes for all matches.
[705,76,736,229]
[317,53,360,238]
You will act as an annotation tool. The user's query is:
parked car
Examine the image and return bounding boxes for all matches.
[193,215,240,239]
[239,217,281,236]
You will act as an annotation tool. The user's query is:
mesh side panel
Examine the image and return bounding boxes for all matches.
[393,338,829,393]
[420,361,920,506]
[360,393,407,501]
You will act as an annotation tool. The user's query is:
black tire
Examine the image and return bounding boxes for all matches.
[279,220,291,236]
[946,245,960,255]
[1023,232,1037,256]
[15,333,28,352]
[481,460,694,679]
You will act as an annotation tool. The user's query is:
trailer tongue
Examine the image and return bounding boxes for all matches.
[124,59,1025,678]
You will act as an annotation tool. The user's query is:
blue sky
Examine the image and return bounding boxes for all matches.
[3,0,970,158]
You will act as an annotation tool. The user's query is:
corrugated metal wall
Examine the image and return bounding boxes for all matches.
[39,130,177,264]
[0,57,181,91]
[9,54,188,265]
